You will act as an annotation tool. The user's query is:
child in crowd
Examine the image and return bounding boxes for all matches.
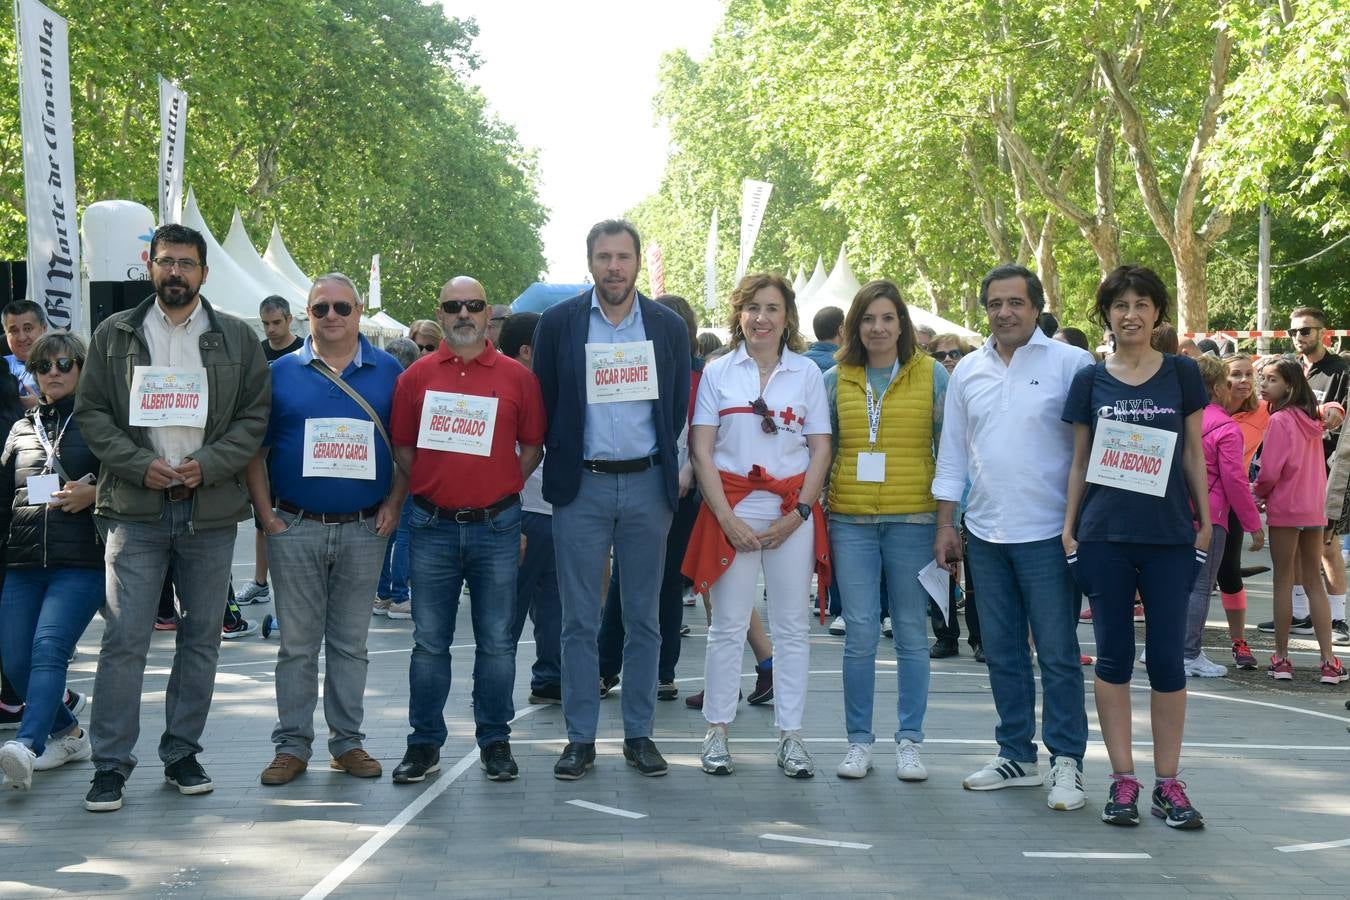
[1183,355,1263,677]
[1252,358,1347,683]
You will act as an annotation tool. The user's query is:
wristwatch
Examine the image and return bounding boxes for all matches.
[795,502,811,521]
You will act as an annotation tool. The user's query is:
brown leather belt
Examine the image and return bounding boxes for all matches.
[165,485,194,502]
[413,493,519,524]
[276,499,381,525]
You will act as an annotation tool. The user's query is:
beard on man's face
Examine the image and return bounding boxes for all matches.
[447,320,486,347]
[156,276,198,308]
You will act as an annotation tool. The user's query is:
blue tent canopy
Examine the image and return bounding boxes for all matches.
[510,282,589,313]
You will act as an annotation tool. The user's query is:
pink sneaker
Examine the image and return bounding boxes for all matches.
[1320,657,1348,685]
[1269,655,1294,680]
[1231,639,1257,670]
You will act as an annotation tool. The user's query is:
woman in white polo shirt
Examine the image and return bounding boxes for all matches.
[685,273,832,778]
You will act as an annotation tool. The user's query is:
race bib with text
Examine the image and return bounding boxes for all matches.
[302,417,376,480]
[128,367,208,428]
[585,341,659,404]
[416,391,498,456]
[1085,418,1177,498]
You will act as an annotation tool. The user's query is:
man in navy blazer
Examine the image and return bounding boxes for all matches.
[531,219,690,780]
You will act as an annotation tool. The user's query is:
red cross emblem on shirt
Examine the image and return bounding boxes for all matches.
[778,406,799,426]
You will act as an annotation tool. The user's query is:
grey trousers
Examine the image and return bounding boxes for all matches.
[267,511,387,761]
[1184,524,1228,659]
[90,500,235,778]
[553,467,673,742]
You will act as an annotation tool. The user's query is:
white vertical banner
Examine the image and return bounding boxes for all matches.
[735,179,773,283]
[368,254,381,309]
[704,208,719,311]
[157,77,188,226]
[14,0,79,332]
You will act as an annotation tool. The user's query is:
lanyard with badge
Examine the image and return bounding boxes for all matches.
[857,361,899,483]
[27,412,74,504]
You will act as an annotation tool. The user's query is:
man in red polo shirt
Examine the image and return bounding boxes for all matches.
[387,275,546,784]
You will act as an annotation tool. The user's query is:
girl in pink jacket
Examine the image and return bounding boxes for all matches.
[1184,356,1264,677]
[1254,358,1346,684]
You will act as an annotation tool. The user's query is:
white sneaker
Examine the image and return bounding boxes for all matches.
[700,726,733,775]
[0,740,36,790]
[386,600,413,620]
[234,579,271,605]
[895,739,928,782]
[828,616,846,636]
[1044,756,1086,811]
[962,756,1042,790]
[776,731,815,778]
[835,742,873,779]
[1138,648,1147,663]
[1183,652,1228,678]
[34,728,92,771]
[881,617,893,638]
[372,597,392,616]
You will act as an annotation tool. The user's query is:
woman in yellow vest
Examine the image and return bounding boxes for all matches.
[826,280,948,782]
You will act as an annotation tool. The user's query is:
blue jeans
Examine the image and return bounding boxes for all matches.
[831,520,934,744]
[0,567,104,756]
[377,498,412,603]
[513,511,562,691]
[965,533,1087,766]
[406,500,521,749]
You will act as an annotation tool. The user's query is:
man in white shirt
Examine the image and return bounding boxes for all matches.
[932,264,1093,812]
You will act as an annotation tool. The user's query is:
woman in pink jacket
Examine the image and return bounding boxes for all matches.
[1254,358,1346,684]
[1183,356,1264,676]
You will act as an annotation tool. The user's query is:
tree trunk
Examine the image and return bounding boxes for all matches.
[1035,215,1061,315]
[1174,237,1208,334]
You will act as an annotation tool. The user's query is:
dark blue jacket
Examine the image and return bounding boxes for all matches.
[532,291,691,510]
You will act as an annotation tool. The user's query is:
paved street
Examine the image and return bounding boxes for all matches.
[2,523,1348,899]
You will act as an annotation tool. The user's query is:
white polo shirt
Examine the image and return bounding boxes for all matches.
[932,328,1093,544]
[693,344,830,520]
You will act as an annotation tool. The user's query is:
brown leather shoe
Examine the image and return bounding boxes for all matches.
[260,753,307,785]
[330,748,382,778]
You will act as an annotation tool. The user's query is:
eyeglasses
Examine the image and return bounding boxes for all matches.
[1289,326,1320,338]
[151,256,201,272]
[750,397,778,435]
[29,356,82,375]
[310,301,355,319]
[931,349,963,361]
[417,343,438,353]
[441,299,487,315]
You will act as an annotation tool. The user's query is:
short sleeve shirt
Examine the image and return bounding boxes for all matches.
[262,335,304,362]
[1062,354,1207,545]
[390,342,546,510]
[692,345,829,520]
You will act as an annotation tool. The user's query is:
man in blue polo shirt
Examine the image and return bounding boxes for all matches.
[243,272,406,786]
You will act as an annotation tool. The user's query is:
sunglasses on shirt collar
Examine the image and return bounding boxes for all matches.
[750,397,778,434]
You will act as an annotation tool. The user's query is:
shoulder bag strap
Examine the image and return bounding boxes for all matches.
[306,360,394,457]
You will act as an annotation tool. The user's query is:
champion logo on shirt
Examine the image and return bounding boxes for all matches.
[1096,399,1178,422]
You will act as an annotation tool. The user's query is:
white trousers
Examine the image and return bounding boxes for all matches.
[702,514,814,732]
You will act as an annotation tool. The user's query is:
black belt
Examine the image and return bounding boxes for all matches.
[165,485,194,502]
[582,454,660,475]
[413,493,519,524]
[277,499,381,525]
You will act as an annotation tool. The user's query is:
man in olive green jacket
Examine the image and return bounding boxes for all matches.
[75,223,270,813]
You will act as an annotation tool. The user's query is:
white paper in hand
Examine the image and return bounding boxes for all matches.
[917,559,951,626]
[26,473,61,506]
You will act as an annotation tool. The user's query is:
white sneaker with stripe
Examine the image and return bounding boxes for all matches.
[1044,755,1086,810]
[962,756,1042,791]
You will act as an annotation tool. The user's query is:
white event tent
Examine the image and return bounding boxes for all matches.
[223,210,308,312]
[797,256,827,305]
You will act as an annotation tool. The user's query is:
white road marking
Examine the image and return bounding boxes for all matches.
[1024,851,1151,860]
[301,704,544,900]
[565,799,647,819]
[1275,837,1350,854]
[760,833,872,850]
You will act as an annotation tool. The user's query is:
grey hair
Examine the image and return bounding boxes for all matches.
[259,295,291,317]
[384,337,419,370]
[26,332,88,372]
[308,272,363,307]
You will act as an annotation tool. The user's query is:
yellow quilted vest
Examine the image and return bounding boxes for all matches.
[828,354,937,515]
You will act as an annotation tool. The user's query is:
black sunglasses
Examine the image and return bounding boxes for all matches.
[29,356,82,375]
[1289,326,1320,338]
[931,349,963,361]
[441,299,487,315]
[417,343,438,353]
[750,397,778,434]
[310,301,355,319]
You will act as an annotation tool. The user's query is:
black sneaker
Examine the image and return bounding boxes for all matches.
[553,741,596,780]
[63,690,86,717]
[622,737,668,776]
[527,683,562,705]
[599,675,620,698]
[1101,773,1141,826]
[1333,620,1350,646]
[657,681,679,701]
[392,744,441,783]
[479,741,518,781]
[747,663,773,705]
[1259,615,1314,635]
[0,704,23,731]
[972,643,986,663]
[929,640,959,659]
[1151,778,1205,829]
[164,754,214,795]
[85,770,126,812]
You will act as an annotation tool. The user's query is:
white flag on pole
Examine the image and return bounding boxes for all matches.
[735,179,773,283]
[704,209,719,311]
[158,77,188,226]
[15,0,79,332]
[368,254,381,309]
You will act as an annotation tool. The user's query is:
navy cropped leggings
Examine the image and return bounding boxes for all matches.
[1070,541,1203,694]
